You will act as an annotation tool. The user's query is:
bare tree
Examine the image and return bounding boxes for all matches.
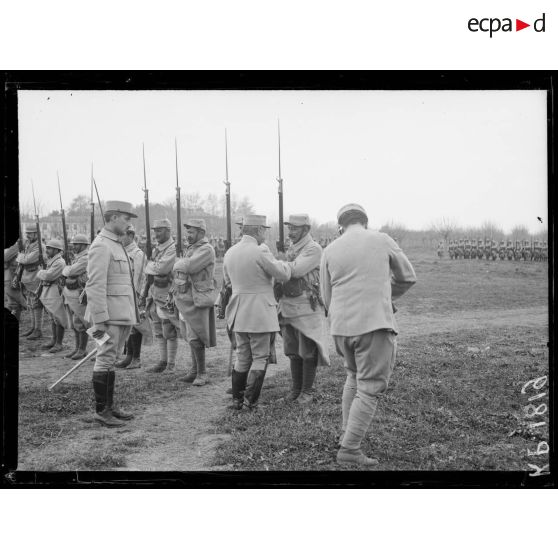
[431,217,458,242]
[510,225,529,240]
[480,221,504,240]
[380,220,409,244]
[67,194,90,216]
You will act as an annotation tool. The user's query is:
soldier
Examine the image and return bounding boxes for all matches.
[224,214,291,410]
[84,200,138,427]
[4,241,27,320]
[16,224,46,339]
[172,218,218,386]
[448,240,454,260]
[436,240,444,259]
[37,239,69,353]
[320,204,416,466]
[275,214,330,404]
[141,218,179,373]
[61,234,91,360]
[217,236,225,259]
[115,224,146,370]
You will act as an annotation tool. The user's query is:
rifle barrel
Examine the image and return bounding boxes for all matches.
[224,129,232,250]
[276,120,284,250]
[31,181,46,269]
[57,171,70,262]
[175,138,182,257]
[142,144,152,259]
[90,164,95,242]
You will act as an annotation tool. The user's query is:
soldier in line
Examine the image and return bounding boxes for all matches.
[37,239,69,353]
[436,240,444,258]
[320,204,416,466]
[141,219,180,373]
[4,241,27,320]
[61,234,91,360]
[217,236,226,259]
[84,201,139,428]
[224,215,291,411]
[172,218,218,386]
[16,224,46,339]
[275,214,330,404]
[115,225,146,370]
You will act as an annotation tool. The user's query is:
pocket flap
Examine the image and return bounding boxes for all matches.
[107,284,131,296]
[193,279,215,292]
[112,253,128,262]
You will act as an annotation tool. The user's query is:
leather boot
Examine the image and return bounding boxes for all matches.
[93,370,124,428]
[243,368,267,409]
[288,357,303,401]
[42,321,57,349]
[126,332,142,369]
[146,361,167,374]
[181,341,199,382]
[297,356,317,405]
[228,369,248,410]
[107,370,133,420]
[27,308,44,339]
[71,331,88,360]
[115,338,133,368]
[64,329,80,359]
[48,324,65,353]
[192,342,207,386]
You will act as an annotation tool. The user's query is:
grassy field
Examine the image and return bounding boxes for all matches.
[15,246,549,471]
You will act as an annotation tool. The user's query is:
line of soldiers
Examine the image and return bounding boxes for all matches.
[445,239,548,261]
[10,200,416,466]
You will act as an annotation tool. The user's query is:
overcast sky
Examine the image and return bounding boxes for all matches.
[18,89,547,234]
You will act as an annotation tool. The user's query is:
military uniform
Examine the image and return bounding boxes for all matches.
[172,218,218,386]
[276,214,330,404]
[4,242,27,320]
[37,239,69,353]
[16,225,46,338]
[321,204,416,466]
[224,214,291,409]
[61,234,91,360]
[144,219,179,373]
[85,200,139,427]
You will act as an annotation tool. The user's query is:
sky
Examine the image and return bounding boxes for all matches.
[18,89,548,234]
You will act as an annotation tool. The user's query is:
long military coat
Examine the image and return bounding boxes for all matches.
[278,233,330,366]
[224,235,291,333]
[16,239,46,292]
[172,237,217,347]
[62,247,89,324]
[37,252,70,327]
[144,238,176,307]
[85,228,138,327]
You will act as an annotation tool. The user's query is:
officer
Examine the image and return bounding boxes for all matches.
[5,241,27,320]
[172,218,218,386]
[275,214,330,404]
[84,200,139,427]
[16,224,46,339]
[224,215,291,410]
[321,204,416,466]
[141,218,179,373]
[115,224,146,370]
[37,239,69,353]
[61,234,91,360]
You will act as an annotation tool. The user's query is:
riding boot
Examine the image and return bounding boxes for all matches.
[297,356,317,405]
[64,329,80,359]
[126,331,142,369]
[288,357,303,401]
[165,338,178,372]
[192,342,207,386]
[93,370,124,427]
[48,324,65,353]
[42,321,57,349]
[107,370,133,420]
[27,308,44,339]
[115,338,133,368]
[228,369,248,410]
[72,331,89,360]
[181,341,199,382]
[243,367,267,409]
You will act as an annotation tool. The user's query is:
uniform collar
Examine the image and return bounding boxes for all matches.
[47,252,63,265]
[99,228,121,242]
[240,235,258,245]
[188,237,208,249]
[155,237,174,251]
[292,232,313,251]
[125,241,138,253]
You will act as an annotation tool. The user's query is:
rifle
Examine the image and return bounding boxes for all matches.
[175,138,183,258]
[57,171,70,263]
[276,119,285,253]
[93,177,105,224]
[224,128,232,251]
[12,218,25,289]
[90,164,95,243]
[139,143,153,304]
[31,181,46,271]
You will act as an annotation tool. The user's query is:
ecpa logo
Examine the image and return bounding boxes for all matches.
[468,13,546,37]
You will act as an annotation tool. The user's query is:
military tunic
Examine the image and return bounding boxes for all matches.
[16,239,46,309]
[4,242,27,314]
[37,252,70,328]
[172,237,217,348]
[62,247,90,331]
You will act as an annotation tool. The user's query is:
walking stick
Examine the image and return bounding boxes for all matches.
[48,347,98,391]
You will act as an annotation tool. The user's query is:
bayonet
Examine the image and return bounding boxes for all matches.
[90,163,95,242]
[142,143,152,259]
[175,138,183,257]
[224,128,232,250]
[31,180,46,270]
[57,171,70,262]
[276,119,285,252]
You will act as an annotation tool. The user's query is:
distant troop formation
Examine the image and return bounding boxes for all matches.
[443,239,547,262]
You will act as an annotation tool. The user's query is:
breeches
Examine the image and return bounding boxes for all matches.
[234,332,272,373]
[70,311,88,332]
[22,286,42,309]
[94,324,132,372]
[149,303,180,340]
[333,329,397,398]
[281,323,318,361]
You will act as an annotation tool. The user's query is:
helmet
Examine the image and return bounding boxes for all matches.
[45,238,64,251]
